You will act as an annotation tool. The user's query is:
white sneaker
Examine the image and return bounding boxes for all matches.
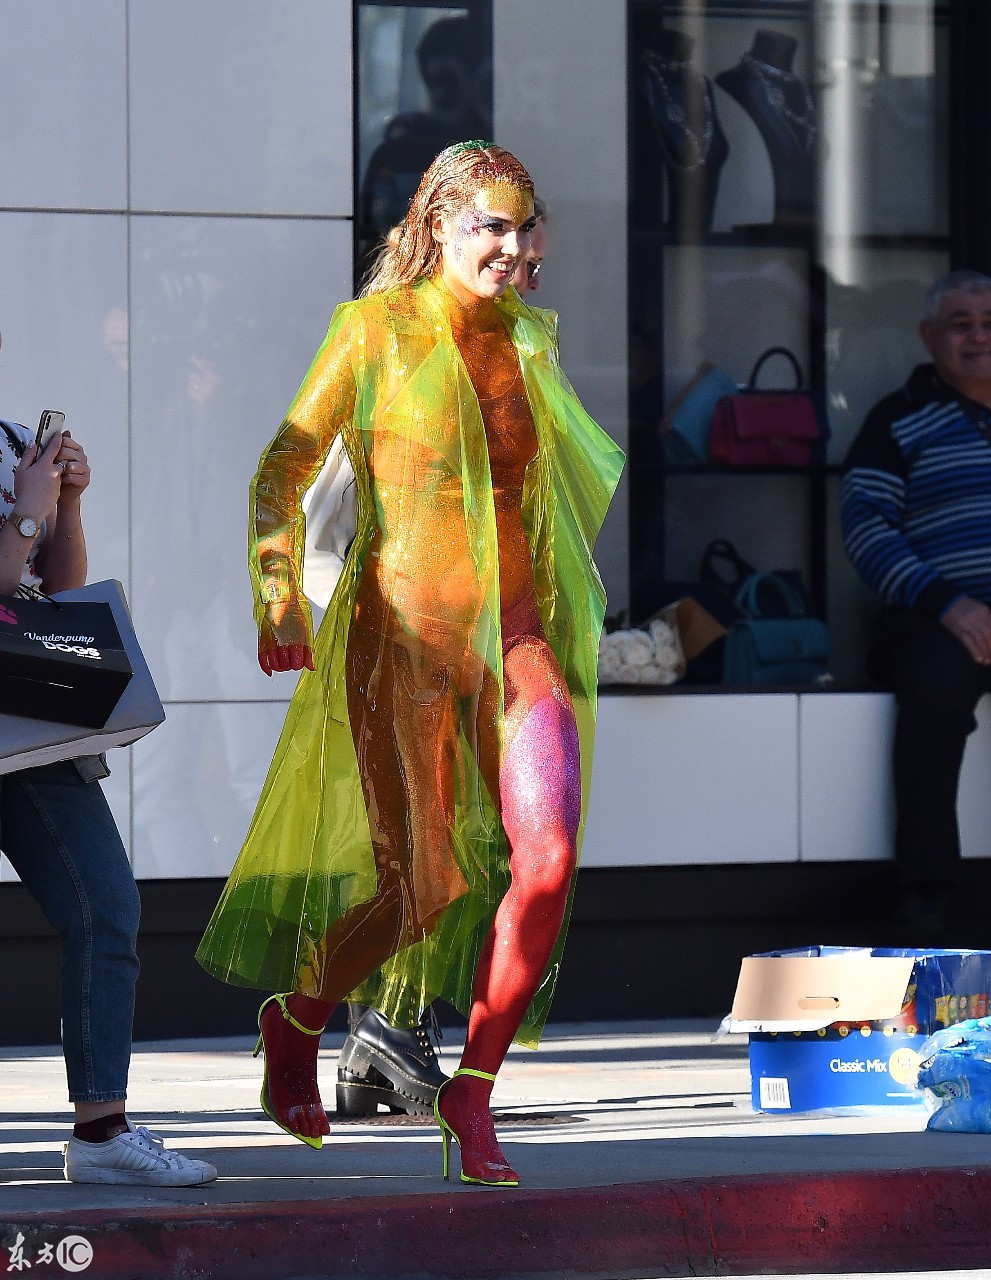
[64,1120,218,1186]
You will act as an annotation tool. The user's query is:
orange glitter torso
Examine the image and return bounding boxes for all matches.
[451,307,538,613]
[357,300,537,646]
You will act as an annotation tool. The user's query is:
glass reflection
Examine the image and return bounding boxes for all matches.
[356,3,492,278]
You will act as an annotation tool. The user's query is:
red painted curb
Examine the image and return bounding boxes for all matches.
[4,1168,991,1279]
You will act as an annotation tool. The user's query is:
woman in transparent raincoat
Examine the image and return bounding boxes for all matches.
[197,142,623,1186]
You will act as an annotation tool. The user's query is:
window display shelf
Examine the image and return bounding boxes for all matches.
[628,0,950,686]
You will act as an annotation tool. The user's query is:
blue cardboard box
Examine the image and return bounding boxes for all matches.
[727,947,991,1114]
[748,1027,927,1112]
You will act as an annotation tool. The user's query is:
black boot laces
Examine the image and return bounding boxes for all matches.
[416,1007,443,1060]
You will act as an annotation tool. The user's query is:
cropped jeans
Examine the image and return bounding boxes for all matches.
[1,760,140,1102]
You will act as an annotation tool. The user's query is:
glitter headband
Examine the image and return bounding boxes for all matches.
[447,139,495,156]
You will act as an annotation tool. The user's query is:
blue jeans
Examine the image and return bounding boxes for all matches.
[1,760,140,1102]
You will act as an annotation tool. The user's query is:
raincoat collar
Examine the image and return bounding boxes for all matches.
[413,274,556,360]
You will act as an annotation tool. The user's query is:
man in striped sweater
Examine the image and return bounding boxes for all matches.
[842,269,991,938]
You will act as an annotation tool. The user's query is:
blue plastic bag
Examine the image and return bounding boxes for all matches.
[917,1016,991,1132]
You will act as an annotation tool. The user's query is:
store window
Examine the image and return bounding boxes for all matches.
[628,0,950,684]
[355,0,493,285]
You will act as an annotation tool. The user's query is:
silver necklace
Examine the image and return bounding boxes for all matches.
[641,50,714,171]
[741,53,816,154]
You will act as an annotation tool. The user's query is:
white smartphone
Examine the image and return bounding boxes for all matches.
[36,409,65,453]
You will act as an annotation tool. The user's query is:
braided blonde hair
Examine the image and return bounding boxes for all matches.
[360,141,534,298]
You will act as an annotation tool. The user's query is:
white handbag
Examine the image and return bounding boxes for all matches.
[301,435,358,611]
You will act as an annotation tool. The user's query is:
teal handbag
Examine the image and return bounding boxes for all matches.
[661,361,738,465]
[723,573,831,686]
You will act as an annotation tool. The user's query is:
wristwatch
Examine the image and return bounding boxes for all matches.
[10,513,39,539]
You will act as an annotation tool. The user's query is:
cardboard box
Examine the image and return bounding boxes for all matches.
[726,947,991,1114]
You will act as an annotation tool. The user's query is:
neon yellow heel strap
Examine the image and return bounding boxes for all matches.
[453,1068,496,1082]
[264,993,323,1037]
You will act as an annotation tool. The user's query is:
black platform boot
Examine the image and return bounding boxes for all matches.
[336,1003,449,1117]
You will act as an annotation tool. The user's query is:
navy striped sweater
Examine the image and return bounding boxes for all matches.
[841,364,991,619]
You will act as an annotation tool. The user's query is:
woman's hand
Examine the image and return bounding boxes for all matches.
[258,597,316,676]
[259,641,316,676]
[13,433,64,522]
[54,432,91,502]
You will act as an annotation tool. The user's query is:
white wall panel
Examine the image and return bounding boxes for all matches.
[801,690,991,863]
[960,695,991,859]
[131,701,287,878]
[582,693,799,865]
[129,215,352,702]
[0,0,127,210]
[0,213,130,587]
[798,693,896,862]
[129,0,353,215]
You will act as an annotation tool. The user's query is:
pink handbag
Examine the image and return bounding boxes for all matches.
[708,347,825,467]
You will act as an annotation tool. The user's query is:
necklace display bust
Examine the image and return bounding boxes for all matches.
[637,27,728,238]
[715,29,816,228]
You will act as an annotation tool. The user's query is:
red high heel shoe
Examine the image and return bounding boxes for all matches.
[253,993,327,1149]
[434,1068,521,1187]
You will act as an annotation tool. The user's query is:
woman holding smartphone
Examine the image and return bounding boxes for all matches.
[0,333,217,1186]
[197,143,622,1186]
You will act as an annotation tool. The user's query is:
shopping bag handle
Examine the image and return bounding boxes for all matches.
[14,583,61,610]
[734,571,809,620]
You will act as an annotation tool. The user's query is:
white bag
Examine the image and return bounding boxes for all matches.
[0,580,165,775]
[302,436,357,610]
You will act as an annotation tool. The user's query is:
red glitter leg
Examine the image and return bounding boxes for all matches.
[435,1067,520,1186]
[441,647,581,1186]
[254,992,335,1148]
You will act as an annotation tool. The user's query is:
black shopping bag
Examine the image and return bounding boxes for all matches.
[0,581,165,774]
[0,593,133,728]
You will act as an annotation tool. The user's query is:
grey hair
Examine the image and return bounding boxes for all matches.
[533,195,549,222]
[922,269,991,322]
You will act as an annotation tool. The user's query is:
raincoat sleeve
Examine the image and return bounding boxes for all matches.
[250,303,361,647]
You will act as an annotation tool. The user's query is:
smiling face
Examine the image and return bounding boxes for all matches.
[433,183,535,304]
[510,216,547,295]
[921,286,991,401]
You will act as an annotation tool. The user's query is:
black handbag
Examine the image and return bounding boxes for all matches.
[0,590,133,727]
[700,538,816,620]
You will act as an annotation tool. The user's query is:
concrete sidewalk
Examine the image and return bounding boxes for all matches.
[2,1021,991,1278]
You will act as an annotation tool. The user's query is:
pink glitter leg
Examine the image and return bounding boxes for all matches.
[439,645,581,1184]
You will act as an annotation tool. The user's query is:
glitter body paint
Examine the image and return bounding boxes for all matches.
[197,165,623,1048]
[441,186,535,305]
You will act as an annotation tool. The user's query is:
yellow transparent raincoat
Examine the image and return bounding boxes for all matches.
[196,275,623,1046]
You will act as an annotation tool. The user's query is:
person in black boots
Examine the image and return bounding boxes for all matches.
[336,1003,447,1116]
[716,29,816,228]
[842,270,991,942]
[636,26,728,239]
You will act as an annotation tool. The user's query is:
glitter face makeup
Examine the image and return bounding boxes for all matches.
[436,185,536,305]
